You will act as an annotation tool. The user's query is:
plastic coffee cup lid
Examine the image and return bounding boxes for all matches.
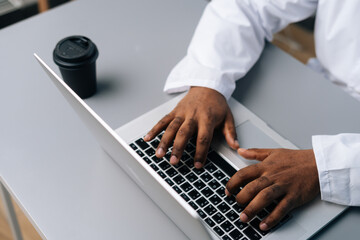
[53,35,98,68]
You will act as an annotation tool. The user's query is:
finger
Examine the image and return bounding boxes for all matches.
[235,176,272,206]
[156,116,184,158]
[193,123,214,169]
[170,118,197,165]
[226,164,262,196]
[222,109,239,150]
[237,148,273,161]
[239,184,285,223]
[260,196,296,231]
[144,114,174,141]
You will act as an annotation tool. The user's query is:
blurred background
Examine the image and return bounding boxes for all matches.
[0,1,316,239]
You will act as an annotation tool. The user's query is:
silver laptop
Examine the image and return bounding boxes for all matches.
[35,54,346,240]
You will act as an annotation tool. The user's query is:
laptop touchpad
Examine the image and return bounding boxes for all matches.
[236,121,281,149]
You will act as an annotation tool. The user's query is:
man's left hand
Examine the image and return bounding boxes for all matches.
[225,148,320,231]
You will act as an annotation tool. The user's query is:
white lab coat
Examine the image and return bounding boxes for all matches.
[164,0,360,206]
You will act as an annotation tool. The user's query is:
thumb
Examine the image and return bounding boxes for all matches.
[237,148,273,161]
[222,110,239,150]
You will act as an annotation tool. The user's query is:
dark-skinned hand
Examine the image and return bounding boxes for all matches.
[144,86,239,168]
[226,148,320,231]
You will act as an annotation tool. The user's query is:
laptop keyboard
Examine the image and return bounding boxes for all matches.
[130,133,290,240]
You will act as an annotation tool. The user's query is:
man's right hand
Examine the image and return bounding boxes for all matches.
[144,86,239,168]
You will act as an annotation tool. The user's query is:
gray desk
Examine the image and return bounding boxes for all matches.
[0,0,359,239]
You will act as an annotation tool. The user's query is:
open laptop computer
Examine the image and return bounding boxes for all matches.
[35,54,346,240]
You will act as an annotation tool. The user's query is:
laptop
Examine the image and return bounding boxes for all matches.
[34,54,347,240]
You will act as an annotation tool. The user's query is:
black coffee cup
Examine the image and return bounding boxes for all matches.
[53,36,99,99]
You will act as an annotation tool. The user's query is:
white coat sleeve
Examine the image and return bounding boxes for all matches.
[164,0,317,99]
[312,134,360,206]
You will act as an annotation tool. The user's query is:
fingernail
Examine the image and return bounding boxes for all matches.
[225,189,231,197]
[260,223,269,231]
[238,148,246,154]
[170,155,178,165]
[240,212,248,222]
[194,162,203,169]
[144,134,150,141]
[156,147,165,156]
[234,140,239,147]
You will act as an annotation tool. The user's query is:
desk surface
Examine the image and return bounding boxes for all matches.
[0,0,359,239]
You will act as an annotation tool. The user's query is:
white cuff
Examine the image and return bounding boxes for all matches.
[312,134,360,206]
[163,56,236,100]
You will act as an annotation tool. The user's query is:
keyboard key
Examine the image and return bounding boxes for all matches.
[224,195,236,205]
[190,137,197,146]
[243,227,261,240]
[209,179,221,190]
[226,210,238,222]
[207,151,237,177]
[185,143,195,153]
[222,235,231,240]
[234,220,248,230]
[165,178,174,186]
[180,193,190,202]
[185,159,194,168]
[204,204,217,216]
[229,229,243,240]
[151,156,162,163]
[136,150,145,157]
[180,182,193,192]
[265,202,277,213]
[210,194,222,206]
[250,218,269,236]
[214,226,225,237]
[157,170,166,179]
[173,175,185,185]
[197,209,206,219]
[205,163,217,173]
[220,220,235,233]
[212,212,226,224]
[221,177,230,186]
[233,204,244,213]
[145,148,156,157]
[142,156,151,164]
[204,218,216,227]
[217,187,226,197]
[186,172,198,182]
[196,197,209,208]
[189,201,198,210]
[173,161,183,168]
[257,210,269,220]
[165,168,178,178]
[200,172,213,182]
[218,202,231,214]
[188,189,201,200]
[150,139,160,148]
[214,170,226,180]
[193,179,206,190]
[130,143,137,150]
[159,161,171,171]
[178,166,191,175]
[181,152,191,161]
[193,167,205,175]
[157,132,164,140]
[135,138,150,150]
[172,185,182,194]
[150,163,159,171]
[164,152,171,161]
[201,187,214,198]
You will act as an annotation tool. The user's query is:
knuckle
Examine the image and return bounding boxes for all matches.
[261,190,273,202]
[198,135,210,146]
[173,116,183,125]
